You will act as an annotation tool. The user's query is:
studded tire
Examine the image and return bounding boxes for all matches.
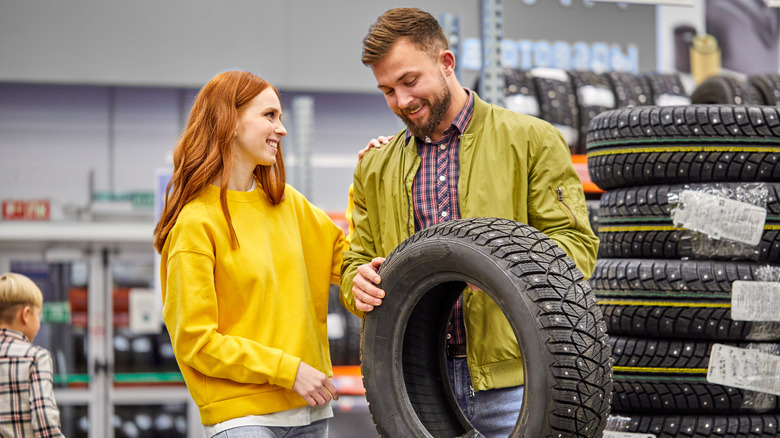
[606,413,780,437]
[586,105,780,190]
[590,258,780,341]
[691,76,764,105]
[360,217,613,438]
[596,183,780,262]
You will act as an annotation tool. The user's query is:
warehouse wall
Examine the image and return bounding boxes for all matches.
[0,0,656,90]
[0,0,658,215]
[0,84,398,215]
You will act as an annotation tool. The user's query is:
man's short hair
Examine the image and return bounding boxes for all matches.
[0,273,43,324]
[362,8,449,66]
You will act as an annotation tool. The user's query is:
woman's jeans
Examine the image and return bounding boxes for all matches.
[446,356,524,438]
[210,418,329,438]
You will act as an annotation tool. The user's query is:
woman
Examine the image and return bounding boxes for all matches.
[153,70,347,438]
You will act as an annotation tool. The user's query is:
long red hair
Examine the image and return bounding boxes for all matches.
[153,70,286,252]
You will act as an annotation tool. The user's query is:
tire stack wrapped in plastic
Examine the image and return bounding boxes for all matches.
[587,103,780,437]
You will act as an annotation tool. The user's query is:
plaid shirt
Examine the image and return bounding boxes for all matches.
[0,329,64,438]
[409,89,474,347]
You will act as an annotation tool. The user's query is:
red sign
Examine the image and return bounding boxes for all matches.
[2,200,50,221]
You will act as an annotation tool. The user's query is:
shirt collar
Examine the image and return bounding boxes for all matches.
[405,88,474,145]
[0,328,28,342]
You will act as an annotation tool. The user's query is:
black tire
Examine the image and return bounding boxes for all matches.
[590,258,777,298]
[644,73,690,106]
[611,376,780,414]
[607,413,780,437]
[586,105,780,190]
[690,76,764,105]
[360,217,612,438]
[599,304,780,341]
[603,71,652,108]
[610,337,779,370]
[586,199,600,239]
[591,258,780,340]
[328,284,362,366]
[502,68,540,117]
[569,70,616,155]
[749,74,780,106]
[531,69,580,154]
[597,183,780,262]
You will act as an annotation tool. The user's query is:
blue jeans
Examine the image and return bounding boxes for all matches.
[210,419,329,438]
[446,356,523,438]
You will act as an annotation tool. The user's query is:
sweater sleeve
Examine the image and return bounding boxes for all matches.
[162,237,301,390]
[29,348,65,438]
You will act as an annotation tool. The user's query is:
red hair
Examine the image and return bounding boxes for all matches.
[153,70,286,252]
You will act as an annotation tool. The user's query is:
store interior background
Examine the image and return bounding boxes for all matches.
[1,1,778,437]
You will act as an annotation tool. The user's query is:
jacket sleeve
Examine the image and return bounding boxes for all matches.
[29,349,65,438]
[340,172,374,318]
[527,125,599,278]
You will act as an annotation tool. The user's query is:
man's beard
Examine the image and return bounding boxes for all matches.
[398,82,451,139]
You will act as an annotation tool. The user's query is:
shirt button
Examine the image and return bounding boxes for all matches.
[439,144,446,150]
[441,211,449,218]
[446,333,452,340]
[438,176,446,182]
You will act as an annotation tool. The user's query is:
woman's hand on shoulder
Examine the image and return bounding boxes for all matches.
[357,135,394,161]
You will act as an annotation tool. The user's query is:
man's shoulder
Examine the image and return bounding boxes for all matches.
[485,102,553,130]
[355,131,408,172]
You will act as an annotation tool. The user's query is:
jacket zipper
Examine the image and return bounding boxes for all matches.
[557,187,579,228]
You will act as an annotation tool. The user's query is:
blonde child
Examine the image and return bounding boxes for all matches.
[0,272,65,437]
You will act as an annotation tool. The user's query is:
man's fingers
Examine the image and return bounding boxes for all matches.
[353,283,382,308]
[357,263,382,284]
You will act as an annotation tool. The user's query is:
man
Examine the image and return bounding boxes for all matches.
[340,7,598,436]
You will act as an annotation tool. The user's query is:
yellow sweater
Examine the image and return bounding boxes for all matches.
[160,183,347,425]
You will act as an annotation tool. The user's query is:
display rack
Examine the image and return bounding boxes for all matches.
[0,221,203,438]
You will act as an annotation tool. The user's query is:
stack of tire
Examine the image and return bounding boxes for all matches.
[691,73,780,107]
[498,68,690,154]
[586,102,780,437]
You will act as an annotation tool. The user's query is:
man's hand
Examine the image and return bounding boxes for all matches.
[292,361,339,406]
[352,257,386,312]
[357,135,394,160]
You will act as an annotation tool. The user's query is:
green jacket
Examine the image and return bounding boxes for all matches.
[341,93,598,391]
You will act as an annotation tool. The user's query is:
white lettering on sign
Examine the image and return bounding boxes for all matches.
[2,200,50,221]
[462,38,639,73]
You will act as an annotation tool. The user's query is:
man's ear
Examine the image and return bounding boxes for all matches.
[439,50,457,76]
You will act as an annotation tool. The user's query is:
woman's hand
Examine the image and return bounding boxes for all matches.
[292,361,339,406]
[358,135,393,160]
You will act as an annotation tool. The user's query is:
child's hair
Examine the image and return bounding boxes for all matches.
[0,273,44,324]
